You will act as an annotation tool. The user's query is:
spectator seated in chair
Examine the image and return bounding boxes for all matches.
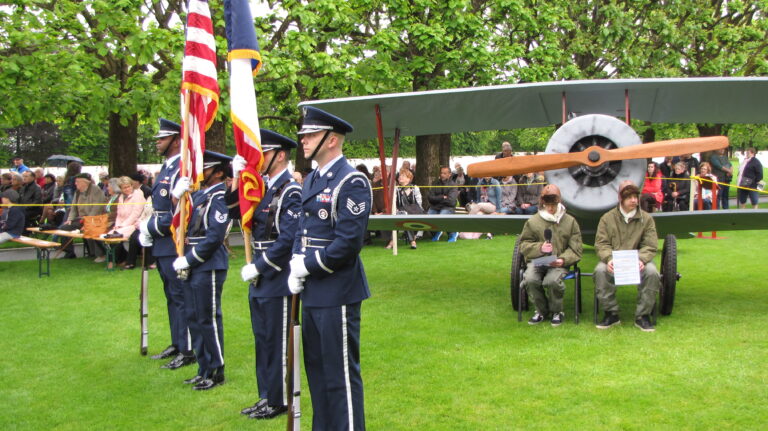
[0,190,24,244]
[663,162,690,212]
[640,161,663,213]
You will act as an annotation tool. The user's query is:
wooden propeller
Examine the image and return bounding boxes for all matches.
[467,136,729,178]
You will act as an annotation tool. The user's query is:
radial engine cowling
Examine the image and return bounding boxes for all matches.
[544,114,646,216]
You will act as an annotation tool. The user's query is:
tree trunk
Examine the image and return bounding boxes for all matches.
[108,112,138,176]
[642,126,655,143]
[415,134,444,205]
[205,120,227,153]
[439,133,451,168]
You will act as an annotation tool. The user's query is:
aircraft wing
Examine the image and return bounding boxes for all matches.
[652,210,768,237]
[367,214,530,234]
[299,77,768,140]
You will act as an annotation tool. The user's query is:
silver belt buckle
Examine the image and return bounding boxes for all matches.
[301,236,308,248]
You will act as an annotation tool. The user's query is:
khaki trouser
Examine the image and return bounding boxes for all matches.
[521,265,568,315]
[593,261,660,318]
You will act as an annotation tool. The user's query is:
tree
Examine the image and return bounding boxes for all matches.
[0,0,190,175]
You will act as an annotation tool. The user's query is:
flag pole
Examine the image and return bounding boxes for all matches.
[176,90,192,261]
[233,174,254,264]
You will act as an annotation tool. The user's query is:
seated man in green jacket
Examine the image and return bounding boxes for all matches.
[594,181,661,332]
[519,184,583,326]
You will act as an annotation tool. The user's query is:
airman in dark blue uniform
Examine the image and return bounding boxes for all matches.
[238,129,303,419]
[288,106,372,431]
[172,151,232,390]
[139,118,195,370]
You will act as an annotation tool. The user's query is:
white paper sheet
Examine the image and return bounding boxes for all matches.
[612,250,641,285]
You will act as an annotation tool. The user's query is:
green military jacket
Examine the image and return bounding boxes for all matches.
[595,206,658,264]
[519,211,583,267]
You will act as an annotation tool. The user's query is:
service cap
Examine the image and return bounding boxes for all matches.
[298,106,353,135]
[261,129,298,152]
[154,118,182,138]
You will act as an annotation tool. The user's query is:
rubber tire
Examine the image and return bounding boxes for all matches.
[510,236,528,311]
[660,234,677,316]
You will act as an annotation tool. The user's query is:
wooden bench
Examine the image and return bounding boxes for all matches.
[10,235,61,277]
[29,227,129,271]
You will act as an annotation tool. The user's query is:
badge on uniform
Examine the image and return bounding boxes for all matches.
[316,193,331,203]
[346,198,366,215]
[318,209,328,220]
[215,210,227,223]
[287,209,299,219]
[160,188,168,197]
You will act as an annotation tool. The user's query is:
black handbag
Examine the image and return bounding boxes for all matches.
[739,177,754,188]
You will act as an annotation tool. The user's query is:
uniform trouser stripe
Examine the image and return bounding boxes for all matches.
[211,271,224,365]
[341,305,354,431]
[281,296,288,406]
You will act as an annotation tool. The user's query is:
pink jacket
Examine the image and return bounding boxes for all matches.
[113,188,145,238]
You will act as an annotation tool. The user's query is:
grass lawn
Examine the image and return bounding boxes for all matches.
[1,230,767,430]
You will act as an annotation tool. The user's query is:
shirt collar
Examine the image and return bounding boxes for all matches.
[318,155,344,177]
[165,154,180,168]
[202,182,224,194]
[268,168,288,189]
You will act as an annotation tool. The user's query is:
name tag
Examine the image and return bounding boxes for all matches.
[316,193,331,203]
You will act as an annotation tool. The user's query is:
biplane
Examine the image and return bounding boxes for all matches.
[299,77,768,317]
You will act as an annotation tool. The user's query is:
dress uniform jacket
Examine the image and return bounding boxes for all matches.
[251,170,303,296]
[292,157,372,307]
[183,182,229,376]
[147,155,181,257]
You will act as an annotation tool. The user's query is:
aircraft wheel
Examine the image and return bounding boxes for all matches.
[660,234,679,316]
[510,236,528,311]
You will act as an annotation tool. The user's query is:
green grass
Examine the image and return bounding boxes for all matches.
[1,231,767,430]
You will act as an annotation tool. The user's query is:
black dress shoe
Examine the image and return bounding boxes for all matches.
[241,399,268,415]
[161,353,196,369]
[183,375,204,385]
[150,345,178,360]
[249,405,288,419]
[192,373,225,391]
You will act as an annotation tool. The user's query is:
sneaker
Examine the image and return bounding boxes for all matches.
[634,315,655,332]
[528,312,545,325]
[551,312,564,327]
[447,232,458,243]
[596,312,620,329]
[94,256,106,263]
[431,232,442,242]
[485,233,493,240]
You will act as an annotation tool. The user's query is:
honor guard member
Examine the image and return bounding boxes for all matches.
[239,130,302,419]
[172,151,232,390]
[138,118,195,369]
[287,106,372,431]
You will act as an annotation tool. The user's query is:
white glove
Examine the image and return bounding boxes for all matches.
[287,274,304,294]
[139,218,150,237]
[289,254,310,278]
[171,177,191,199]
[173,256,190,271]
[232,154,247,179]
[139,233,153,247]
[241,263,260,282]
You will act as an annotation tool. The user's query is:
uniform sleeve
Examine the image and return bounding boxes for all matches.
[594,214,613,263]
[304,176,371,278]
[638,216,658,264]
[255,185,302,278]
[518,220,544,262]
[184,196,229,268]
[559,219,583,267]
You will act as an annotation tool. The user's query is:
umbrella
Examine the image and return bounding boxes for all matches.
[45,155,84,167]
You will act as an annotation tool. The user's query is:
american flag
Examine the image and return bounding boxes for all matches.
[172,0,220,245]
[225,0,265,235]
